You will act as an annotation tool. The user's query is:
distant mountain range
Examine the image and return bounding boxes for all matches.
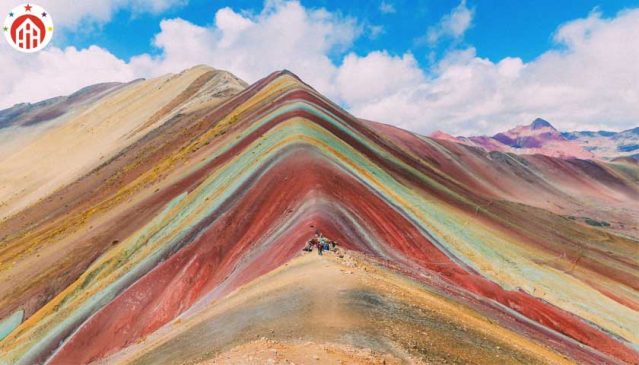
[431,118,639,161]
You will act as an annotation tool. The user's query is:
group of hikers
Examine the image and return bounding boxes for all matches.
[302,230,337,255]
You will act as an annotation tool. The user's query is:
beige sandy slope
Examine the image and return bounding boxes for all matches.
[0,66,246,220]
[199,338,406,365]
[95,251,572,365]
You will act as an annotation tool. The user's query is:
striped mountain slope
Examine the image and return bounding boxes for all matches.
[0,68,637,364]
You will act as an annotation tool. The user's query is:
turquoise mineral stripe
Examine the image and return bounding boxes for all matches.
[193,97,471,209]
[0,310,23,342]
[8,103,636,363]
[9,193,187,365]
[282,123,637,341]
[12,115,502,365]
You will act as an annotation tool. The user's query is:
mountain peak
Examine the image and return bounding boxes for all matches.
[530,118,555,130]
[430,130,457,140]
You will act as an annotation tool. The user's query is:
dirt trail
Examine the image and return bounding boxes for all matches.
[200,338,404,365]
[95,250,573,365]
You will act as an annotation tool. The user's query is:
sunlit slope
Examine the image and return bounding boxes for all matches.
[0,65,246,220]
[0,70,636,365]
[90,251,575,365]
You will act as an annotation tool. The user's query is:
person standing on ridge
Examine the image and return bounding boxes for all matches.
[304,230,333,255]
[304,230,322,253]
[321,233,332,255]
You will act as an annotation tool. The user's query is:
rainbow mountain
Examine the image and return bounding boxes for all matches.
[0,66,637,364]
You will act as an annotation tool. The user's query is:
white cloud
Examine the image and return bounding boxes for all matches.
[426,0,473,45]
[0,0,183,109]
[0,0,358,109]
[1,1,638,136]
[368,25,385,39]
[131,0,360,98]
[0,0,189,101]
[131,0,188,14]
[336,51,424,105]
[0,43,136,109]
[0,0,187,28]
[345,8,639,135]
[379,1,396,15]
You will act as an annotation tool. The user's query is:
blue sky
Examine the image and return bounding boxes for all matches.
[2,0,638,134]
[64,0,638,66]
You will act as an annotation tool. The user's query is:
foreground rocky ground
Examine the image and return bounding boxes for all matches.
[95,250,572,365]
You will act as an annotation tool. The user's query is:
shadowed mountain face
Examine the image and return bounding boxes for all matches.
[563,127,639,161]
[432,118,639,161]
[0,67,637,365]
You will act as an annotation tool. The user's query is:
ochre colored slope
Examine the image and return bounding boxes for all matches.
[89,251,575,365]
[0,69,637,365]
[0,66,247,321]
[0,65,245,220]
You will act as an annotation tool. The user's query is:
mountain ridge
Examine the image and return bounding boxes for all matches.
[432,118,639,160]
[0,66,637,365]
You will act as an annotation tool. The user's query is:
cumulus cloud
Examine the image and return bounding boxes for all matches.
[0,0,186,109]
[1,1,638,135]
[336,51,424,105]
[0,0,358,109]
[0,42,136,109]
[426,0,474,45]
[0,0,187,28]
[131,0,360,97]
[347,8,639,134]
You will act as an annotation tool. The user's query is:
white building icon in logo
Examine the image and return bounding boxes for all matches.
[17,18,41,50]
